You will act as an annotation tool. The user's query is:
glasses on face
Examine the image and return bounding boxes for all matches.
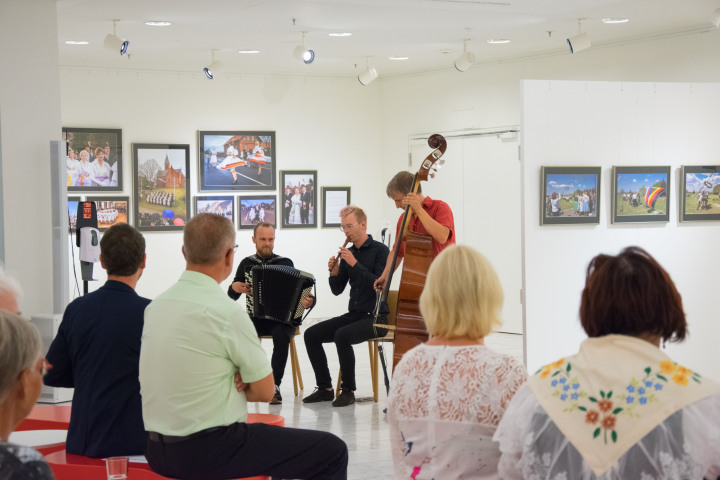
[339,223,357,232]
[233,244,238,252]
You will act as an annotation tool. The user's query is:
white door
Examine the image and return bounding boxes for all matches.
[410,132,522,334]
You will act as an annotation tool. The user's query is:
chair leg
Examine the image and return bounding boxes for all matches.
[371,342,379,402]
[336,370,342,398]
[289,337,300,396]
[291,339,303,392]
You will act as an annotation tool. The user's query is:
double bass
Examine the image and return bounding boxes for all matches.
[374,134,447,373]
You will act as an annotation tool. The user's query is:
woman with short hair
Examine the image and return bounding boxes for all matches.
[494,246,720,479]
[387,244,526,479]
[0,311,55,479]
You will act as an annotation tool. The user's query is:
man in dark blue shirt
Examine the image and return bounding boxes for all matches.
[44,223,150,458]
[303,205,389,407]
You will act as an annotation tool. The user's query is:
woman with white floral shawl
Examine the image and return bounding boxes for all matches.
[494,246,720,479]
[387,245,526,479]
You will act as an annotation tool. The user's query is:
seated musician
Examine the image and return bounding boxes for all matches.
[139,214,348,480]
[227,221,314,404]
[303,205,389,407]
[388,245,526,478]
[494,247,720,478]
[374,170,455,291]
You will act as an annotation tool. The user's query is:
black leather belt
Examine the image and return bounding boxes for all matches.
[148,426,224,444]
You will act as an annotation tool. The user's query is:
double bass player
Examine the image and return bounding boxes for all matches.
[374,170,456,292]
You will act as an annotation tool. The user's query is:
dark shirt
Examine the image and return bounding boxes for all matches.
[44,280,150,458]
[329,234,389,314]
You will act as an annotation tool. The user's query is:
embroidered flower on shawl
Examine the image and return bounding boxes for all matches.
[536,358,703,445]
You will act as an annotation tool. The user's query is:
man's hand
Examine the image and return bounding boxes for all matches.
[328,256,340,276]
[374,272,389,291]
[337,247,357,267]
[404,192,423,212]
[234,372,247,393]
[231,281,251,295]
[301,294,314,309]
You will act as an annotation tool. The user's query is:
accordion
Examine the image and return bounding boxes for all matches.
[251,265,315,326]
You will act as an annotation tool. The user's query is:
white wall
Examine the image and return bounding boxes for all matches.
[522,80,720,381]
[54,29,720,377]
[0,0,62,316]
[60,70,383,318]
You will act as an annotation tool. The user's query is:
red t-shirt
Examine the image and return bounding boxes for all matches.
[394,196,455,259]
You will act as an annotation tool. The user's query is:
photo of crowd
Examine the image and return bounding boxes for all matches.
[544,173,598,218]
[280,171,316,228]
[87,197,129,230]
[195,196,234,223]
[239,197,276,229]
[63,128,123,192]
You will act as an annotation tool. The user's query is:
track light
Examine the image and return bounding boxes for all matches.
[712,8,720,28]
[358,57,378,86]
[104,19,129,56]
[454,39,476,72]
[203,49,223,79]
[566,19,591,53]
[294,32,315,64]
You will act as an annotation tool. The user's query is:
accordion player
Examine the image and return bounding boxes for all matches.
[251,264,315,326]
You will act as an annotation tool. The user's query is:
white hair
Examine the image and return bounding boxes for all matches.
[0,264,22,304]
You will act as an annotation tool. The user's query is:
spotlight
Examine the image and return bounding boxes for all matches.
[203,50,223,80]
[712,8,720,28]
[454,40,475,72]
[566,19,591,54]
[294,32,315,64]
[104,20,129,56]
[358,67,378,86]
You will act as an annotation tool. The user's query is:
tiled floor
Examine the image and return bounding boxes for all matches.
[250,329,524,479]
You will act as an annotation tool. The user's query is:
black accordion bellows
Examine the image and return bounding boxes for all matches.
[251,264,315,326]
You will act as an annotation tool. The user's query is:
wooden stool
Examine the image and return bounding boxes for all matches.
[259,327,303,395]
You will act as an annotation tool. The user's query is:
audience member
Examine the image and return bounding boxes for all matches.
[140,214,347,480]
[0,311,55,479]
[387,245,526,478]
[494,246,720,478]
[44,223,150,458]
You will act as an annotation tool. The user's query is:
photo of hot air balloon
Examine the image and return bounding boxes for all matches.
[612,166,670,224]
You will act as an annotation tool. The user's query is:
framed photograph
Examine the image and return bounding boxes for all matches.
[238,195,277,230]
[198,131,276,191]
[62,127,122,192]
[86,196,129,231]
[321,187,351,228]
[540,167,601,225]
[133,143,190,231]
[679,165,720,222]
[280,170,317,229]
[194,195,235,224]
[612,166,670,223]
[67,196,81,233]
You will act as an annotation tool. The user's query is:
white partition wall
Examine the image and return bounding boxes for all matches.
[522,80,720,381]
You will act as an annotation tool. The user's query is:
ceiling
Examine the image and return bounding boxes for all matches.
[56,0,720,80]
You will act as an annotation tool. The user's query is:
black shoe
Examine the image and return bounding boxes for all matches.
[270,385,282,405]
[302,388,334,403]
[332,389,355,407]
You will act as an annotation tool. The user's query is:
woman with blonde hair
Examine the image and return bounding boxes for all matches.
[0,311,55,479]
[387,244,526,479]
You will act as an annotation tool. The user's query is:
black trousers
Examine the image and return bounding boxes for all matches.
[252,318,295,387]
[303,312,387,391]
[145,422,347,480]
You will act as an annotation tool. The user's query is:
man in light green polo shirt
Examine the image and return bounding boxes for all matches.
[139,213,348,480]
